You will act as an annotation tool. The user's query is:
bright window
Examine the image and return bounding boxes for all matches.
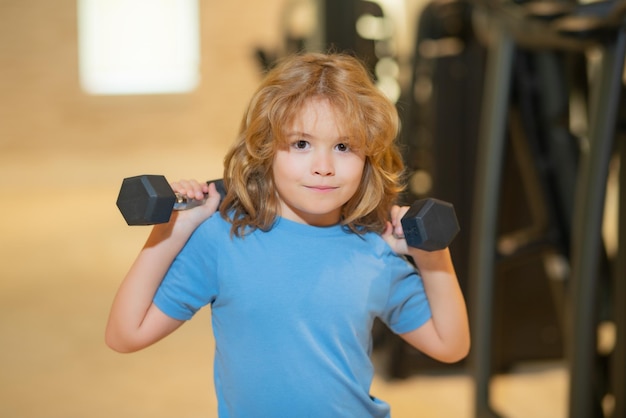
[77,0,200,95]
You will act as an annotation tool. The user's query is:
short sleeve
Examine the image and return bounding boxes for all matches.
[380,256,432,335]
[153,217,221,320]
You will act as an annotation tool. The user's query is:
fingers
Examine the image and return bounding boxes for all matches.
[168,179,220,226]
[171,179,209,201]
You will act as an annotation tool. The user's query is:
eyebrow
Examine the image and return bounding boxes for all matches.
[285,131,351,141]
[285,131,313,138]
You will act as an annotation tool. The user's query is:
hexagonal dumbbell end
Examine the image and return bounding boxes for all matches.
[116,175,177,225]
[400,198,460,251]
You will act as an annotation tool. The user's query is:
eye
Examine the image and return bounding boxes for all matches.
[291,140,310,150]
[335,143,350,152]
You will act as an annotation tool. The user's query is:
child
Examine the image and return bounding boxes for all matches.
[106,52,470,417]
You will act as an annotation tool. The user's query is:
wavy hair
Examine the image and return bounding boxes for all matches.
[220,52,405,236]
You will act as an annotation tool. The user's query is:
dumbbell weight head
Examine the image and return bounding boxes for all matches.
[400,198,460,251]
[116,175,177,225]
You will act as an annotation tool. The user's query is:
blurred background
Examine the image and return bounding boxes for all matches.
[0,0,623,417]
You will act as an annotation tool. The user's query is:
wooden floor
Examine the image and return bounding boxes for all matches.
[0,0,572,416]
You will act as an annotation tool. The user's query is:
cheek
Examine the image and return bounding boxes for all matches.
[273,151,296,178]
[346,160,366,196]
[272,152,303,193]
[346,157,366,183]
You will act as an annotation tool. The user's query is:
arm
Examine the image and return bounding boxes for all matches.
[382,205,470,363]
[105,180,221,353]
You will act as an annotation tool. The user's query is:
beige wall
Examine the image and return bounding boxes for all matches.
[0,3,288,416]
[0,0,284,156]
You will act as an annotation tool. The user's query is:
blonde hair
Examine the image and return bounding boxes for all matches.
[220,52,405,236]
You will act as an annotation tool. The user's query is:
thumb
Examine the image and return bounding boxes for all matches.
[382,220,410,255]
[203,182,222,212]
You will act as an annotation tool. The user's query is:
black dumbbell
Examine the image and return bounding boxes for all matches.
[400,198,459,251]
[116,174,459,251]
[116,175,226,226]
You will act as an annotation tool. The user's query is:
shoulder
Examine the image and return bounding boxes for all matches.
[182,213,233,250]
[359,231,418,272]
[360,230,398,256]
[195,212,232,235]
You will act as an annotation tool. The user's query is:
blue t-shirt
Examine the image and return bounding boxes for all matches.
[154,214,431,418]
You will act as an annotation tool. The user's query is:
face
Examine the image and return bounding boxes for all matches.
[272,97,366,226]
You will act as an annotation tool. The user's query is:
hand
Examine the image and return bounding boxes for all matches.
[381,204,410,255]
[168,179,221,228]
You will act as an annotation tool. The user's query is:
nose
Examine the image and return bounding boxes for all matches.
[312,150,334,176]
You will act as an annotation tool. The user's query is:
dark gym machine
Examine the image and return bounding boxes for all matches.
[393,0,625,416]
[256,0,401,103]
[463,1,626,417]
[396,0,570,378]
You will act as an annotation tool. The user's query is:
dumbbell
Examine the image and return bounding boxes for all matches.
[400,198,459,251]
[116,174,459,251]
[116,175,225,226]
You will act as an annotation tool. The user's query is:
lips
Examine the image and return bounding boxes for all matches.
[306,185,338,191]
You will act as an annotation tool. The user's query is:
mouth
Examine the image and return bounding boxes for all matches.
[306,185,338,192]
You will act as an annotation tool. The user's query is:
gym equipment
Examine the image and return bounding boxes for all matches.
[466,1,626,417]
[256,0,401,102]
[116,174,459,251]
[116,175,226,226]
[400,198,459,251]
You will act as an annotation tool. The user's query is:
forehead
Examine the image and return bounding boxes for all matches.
[287,97,348,135]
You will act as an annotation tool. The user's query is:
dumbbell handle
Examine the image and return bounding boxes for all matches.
[173,194,206,211]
